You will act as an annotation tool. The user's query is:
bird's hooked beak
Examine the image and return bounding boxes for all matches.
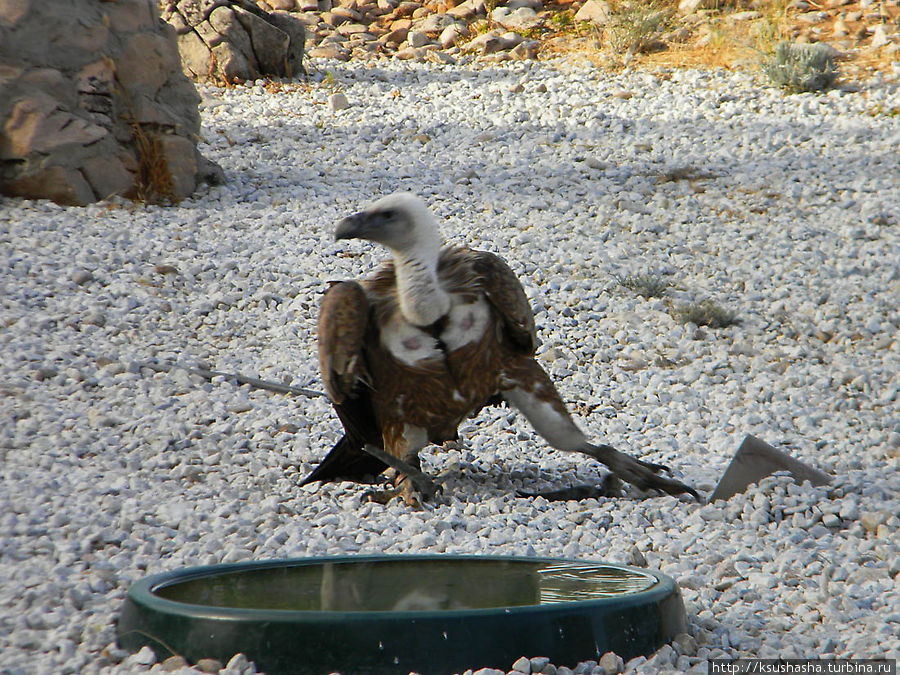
[334,212,371,241]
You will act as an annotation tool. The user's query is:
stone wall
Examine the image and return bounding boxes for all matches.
[160,0,305,83]
[0,0,223,205]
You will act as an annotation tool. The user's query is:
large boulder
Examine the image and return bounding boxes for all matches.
[0,0,223,205]
[159,0,305,83]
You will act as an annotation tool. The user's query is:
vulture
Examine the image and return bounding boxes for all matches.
[301,193,698,505]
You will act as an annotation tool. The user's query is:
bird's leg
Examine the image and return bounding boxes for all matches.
[500,361,700,500]
[363,424,439,507]
[578,443,700,500]
[360,444,439,502]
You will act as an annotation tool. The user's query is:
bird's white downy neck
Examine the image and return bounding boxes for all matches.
[352,192,453,327]
[393,238,451,327]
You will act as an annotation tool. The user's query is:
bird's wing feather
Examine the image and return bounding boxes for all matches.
[299,387,389,485]
[318,281,370,403]
[302,280,390,486]
[471,250,539,354]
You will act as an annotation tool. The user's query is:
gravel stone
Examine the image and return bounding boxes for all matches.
[308,44,351,59]
[72,269,94,285]
[861,511,886,531]
[513,656,532,673]
[126,646,156,666]
[328,91,350,110]
[673,632,698,656]
[629,546,648,567]
[226,653,252,671]
[407,30,430,47]
[161,655,190,671]
[822,513,842,528]
[530,657,551,672]
[598,651,624,674]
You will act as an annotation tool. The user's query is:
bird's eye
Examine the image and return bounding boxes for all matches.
[379,209,397,220]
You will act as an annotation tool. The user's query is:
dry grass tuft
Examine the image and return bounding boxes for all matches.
[130,124,177,205]
[671,299,740,328]
[616,273,672,299]
[605,0,673,59]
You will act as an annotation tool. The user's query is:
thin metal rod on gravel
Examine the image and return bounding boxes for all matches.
[137,359,326,398]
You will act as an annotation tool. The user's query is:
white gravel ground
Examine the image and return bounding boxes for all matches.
[1,58,899,675]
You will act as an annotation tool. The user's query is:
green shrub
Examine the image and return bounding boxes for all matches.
[605,1,671,57]
[762,42,838,93]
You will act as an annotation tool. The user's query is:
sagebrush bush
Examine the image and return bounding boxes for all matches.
[762,41,838,93]
[605,0,671,57]
[672,299,740,328]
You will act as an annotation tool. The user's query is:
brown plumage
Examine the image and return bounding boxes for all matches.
[301,193,698,504]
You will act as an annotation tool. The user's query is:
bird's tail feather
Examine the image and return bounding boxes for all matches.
[299,432,389,486]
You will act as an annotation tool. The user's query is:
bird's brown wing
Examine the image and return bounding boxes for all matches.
[471,250,539,354]
[318,281,369,403]
[302,281,388,486]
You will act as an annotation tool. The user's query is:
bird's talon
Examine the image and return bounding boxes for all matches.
[590,444,699,500]
[363,488,400,504]
[401,473,441,502]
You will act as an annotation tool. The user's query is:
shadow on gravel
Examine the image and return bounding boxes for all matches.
[200,61,893,218]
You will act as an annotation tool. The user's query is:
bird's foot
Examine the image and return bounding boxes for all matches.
[362,483,434,509]
[585,443,701,500]
[363,471,443,508]
[398,470,443,505]
[363,487,398,505]
[358,444,444,505]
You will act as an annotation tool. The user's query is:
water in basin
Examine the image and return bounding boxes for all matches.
[154,559,657,612]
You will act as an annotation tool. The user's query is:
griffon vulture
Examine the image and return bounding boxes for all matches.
[301,193,697,505]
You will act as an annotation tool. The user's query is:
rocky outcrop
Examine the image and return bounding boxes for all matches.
[159,0,306,83]
[0,0,223,206]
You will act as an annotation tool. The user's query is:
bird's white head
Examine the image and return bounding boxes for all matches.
[335,192,442,262]
[336,192,450,325]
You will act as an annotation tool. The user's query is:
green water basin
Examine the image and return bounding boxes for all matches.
[117,555,687,674]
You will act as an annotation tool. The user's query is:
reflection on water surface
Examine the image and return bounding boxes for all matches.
[155,559,657,612]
